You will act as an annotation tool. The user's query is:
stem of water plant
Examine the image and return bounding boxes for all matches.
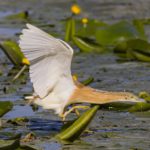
[13,65,27,81]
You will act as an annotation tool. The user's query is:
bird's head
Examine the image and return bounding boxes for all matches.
[120,92,145,103]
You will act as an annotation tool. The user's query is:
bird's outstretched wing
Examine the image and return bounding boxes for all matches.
[19,24,74,98]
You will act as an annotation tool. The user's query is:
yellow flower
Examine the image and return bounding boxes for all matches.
[72,74,78,81]
[22,58,30,65]
[82,18,88,24]
[71,4,81,15]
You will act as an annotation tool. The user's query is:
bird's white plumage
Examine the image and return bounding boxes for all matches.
[19,24,76,114]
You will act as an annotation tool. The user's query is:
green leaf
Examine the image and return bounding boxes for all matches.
[81,77,94,86]
[65,18,75,42]
[127,39,150,62]
[96,21,138,46]
[0,101,13,117]
[114,41,129,58]
[114,39,150,62]
[5,11,29,20]
[0,70,2,76]
[7,117,29,126]
[0,139,20,150]
[131,50,150,62]
[56,105,100,142]
[72,36,104,53]
[133,19,147,40]
[101,102,134,111]
[127,39,150,52]
[128,102,150,112]
[18,145,37,150]
[138,91,150,103]
[0,40,24,66]
[76,19,107,37]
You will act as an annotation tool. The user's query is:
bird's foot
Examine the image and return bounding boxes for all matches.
[60,105,90,121]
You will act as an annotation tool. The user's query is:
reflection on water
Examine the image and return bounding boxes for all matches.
[28,118,63,132]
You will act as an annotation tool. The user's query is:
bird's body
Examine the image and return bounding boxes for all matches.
[19,24,141,118]
[33,79,76,115]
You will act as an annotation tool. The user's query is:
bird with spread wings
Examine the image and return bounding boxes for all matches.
[19,24,141,120]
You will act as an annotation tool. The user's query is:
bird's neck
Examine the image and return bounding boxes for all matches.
[69,85,137,105]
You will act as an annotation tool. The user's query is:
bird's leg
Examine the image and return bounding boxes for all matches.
[60,105,90,121]
[72,104,80,116]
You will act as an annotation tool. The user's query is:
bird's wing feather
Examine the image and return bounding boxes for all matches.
[19,24,74,98]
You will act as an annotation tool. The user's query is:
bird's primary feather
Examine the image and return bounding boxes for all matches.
[19,24,74,98]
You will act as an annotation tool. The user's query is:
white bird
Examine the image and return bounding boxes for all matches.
[19,24,141,120]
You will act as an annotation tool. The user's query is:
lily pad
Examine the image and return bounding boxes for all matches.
[75,19,107,38]
[72,36,104,53]
[138,91,150,103]
[114,39,150,61]
[133,19,147,40]
[81,76,94,85]
[0,70,2,76]
[5,11,29,20]
[128,39,150,61]
[65,18,107,42]
[0,139,20,150]
[101,102,134,111]
[18,145,37,150]
[96,21,139,46]
[128,102,150,112]
[0,101,13,117]
[7,117,29,126]
[0,40,24,66]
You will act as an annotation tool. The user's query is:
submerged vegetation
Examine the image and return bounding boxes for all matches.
[0,1,150,149]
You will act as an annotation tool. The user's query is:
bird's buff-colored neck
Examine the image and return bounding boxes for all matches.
[69,83,139,105]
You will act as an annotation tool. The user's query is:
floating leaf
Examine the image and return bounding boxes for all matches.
[140,18,150,25]
[76,19,107,37]
[65,18,107,42]
[81,77,94,86]
[101,102,134,111]
[139,91,150,98]
[133,19,147,40]
[114,39,150,62]
[0,70,2,76]
[131,50,150,62]
[73,36,104,53]
[0,40,24,66]
[114,41,128,58]
[127,39,150,51]
[56,105,99,142]
[0,101,13,117]
[96,21,138,46]
[5,11,29,20]
[0,139,20,150]
[138,91,150,103]
[7,117,29,126]
[127,39,150,61]
[128,102,150,112]
[19,145,38,150]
